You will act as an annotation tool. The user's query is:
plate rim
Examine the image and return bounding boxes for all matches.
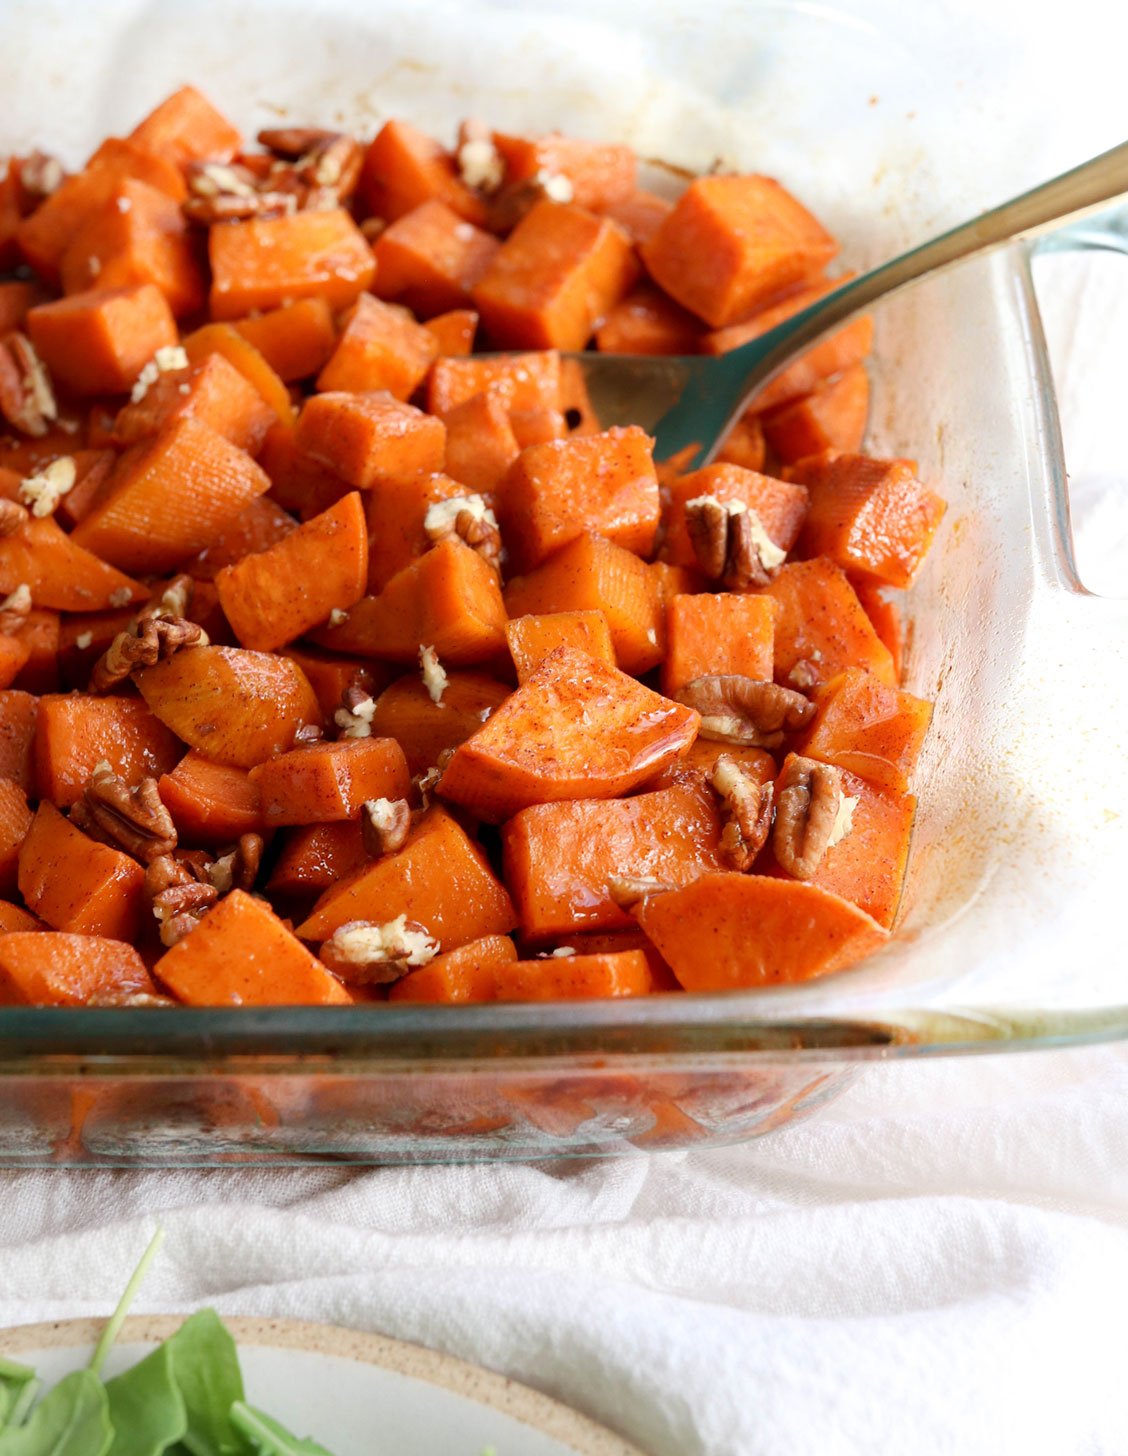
[0,1314,648,1456]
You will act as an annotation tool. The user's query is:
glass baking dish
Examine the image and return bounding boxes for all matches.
[1,0,1125,1164]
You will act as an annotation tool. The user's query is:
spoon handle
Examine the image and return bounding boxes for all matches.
[731,138,1128,396]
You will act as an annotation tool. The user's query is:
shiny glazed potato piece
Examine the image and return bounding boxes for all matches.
[0,931,156,1005]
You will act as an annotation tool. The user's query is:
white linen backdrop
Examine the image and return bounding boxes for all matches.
[0,2,1127,1452]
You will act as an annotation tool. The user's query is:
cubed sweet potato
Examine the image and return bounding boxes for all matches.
[34,694,182,808]
[27,283,178,396]
[373,199,500,316]
[18,800,145,941]
[316,293,438,400]
[295,391,445,491]
[209,209,376,319]
[250,737,410,825]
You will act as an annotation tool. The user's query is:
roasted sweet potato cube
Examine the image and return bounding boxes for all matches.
[230,298,337,382]
[799,667,932,793]
[499,425,660,572]
[662,462,809,570]
[316,293,438,400]
[0,931,155,1006]
[60,177,206,318]
[388,935,517,1003]
[158,751,262,844]
[602,189,672,246]
[0,516,145,611]
[17,800,145,941]
[216,491,368,652]
[438,644,699,822]
[34,694,182,808]
[128,84,241,166]
[441,390,520,494]
[295,391,445,490]
[113,351,275,453]
[363,471,476,594]
[472,200,638,350]
[642,175,838,328]
[27,283,178,396]
[761,558,896,689]
[662,593,777,698]
[427,351,562,416]
[492,131,637,212]
[506,610,615,683]
[788,450,947,589]
[208,209,376,319]
[359,119,489,226]
[368,671,511,776]
[595,283,703,355]
[0,690,37,794]
[373,199,500,316]
[0,775,31,895]
[266,820,366,896]
[424,307,478,357]
[761,364,870,464]
[181,322,294,426]
[250,737,410,825]
[485,950,654,1002]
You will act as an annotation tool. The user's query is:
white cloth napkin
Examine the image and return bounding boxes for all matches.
[3,6,1128,1450]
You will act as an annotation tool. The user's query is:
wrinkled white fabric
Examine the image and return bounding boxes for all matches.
[2,3,1128,1453]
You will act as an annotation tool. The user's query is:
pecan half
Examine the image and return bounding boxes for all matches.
[0,333,57,438]
[90,616,207,693]
[423,494,502,575]
[257,126,341,157]
[0,582,31,632]
[136,573,194,624]
[361,797,411,858]
[73,764,178,864]
[319,915,439,985]
[207,834,263,895]
[182,189,298,224]
[710,755,773,872]
[684,496,785,589]
[0,501,29,539]
[145,852,218,947]
[676,675,815,748]
[772,756,853,880]
[608,875,673,911]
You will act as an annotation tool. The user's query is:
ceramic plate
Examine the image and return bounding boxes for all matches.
[0,1316,646,1455]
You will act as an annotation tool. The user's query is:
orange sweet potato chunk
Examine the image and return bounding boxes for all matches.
[499,425,660,572]
[761,364,870,464]
[368,671,511,776]
[761,558,896,689]
[502,783,726,939]
[181,322,294,426]
[642,175,838,328]
[0,903,40,934]
[388,934,518,1003]
[60,177,206,318]
[428,351,562,416]
[363,471,480,595]
[595,283,703,355]
[114,351,276,455]
[473,199,638,350]
[27,283,178,396]
[635,873,888,989]
[316,293,438,400]
[230,298,337,383]
[662,593,777,698]
[0,690,37,793]
[662,462,809,569]
[800,667,932,793]
[506,611,615,683]
[373,199,500,316]
[158,751,262,844]
[424,307,478,357]
[788,451,947,589]
[35,694,182,808]
[128,85,242,166]
[317,539,507,666]
[359,119,488,226]
[266,819,367,897]
[18,800,146,941]
[208,210,376,319]
[647,738,775,795]
[492,132,637,212]
[0,515,145,612]
[0,635,30,692]
[186,496,297,581]
[438,644,699,822]
[71,415,271,575]
[155,890,352,1006]
[135,646,321,768]
[297,806,516,945]
[0,931,155,1006]
[504,533,664,675]
[488,950,654,1002]
[250,737,410,826]
[295,391,445,491]
[852,580,903,682]
[0,775,31,894]
[216,490,368,652]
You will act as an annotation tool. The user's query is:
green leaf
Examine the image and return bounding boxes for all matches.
[227,1405,336,1456]
[162,1312,246,1456]
[104,1343,187,1456]
[89,1229,166,1379]
[0,1361,38,1433]
[0,1369,113,1456]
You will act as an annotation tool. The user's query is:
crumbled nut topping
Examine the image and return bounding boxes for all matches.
[130,345,189,403]
[772,755,853,880]
[535,169,574,203]
[90,615,208,694]
[19,456,76,517]
[319,914,439,984]
[334,681,376,738]
[0,501,30,539]
[108,587,134,609]
[419,643,448,704]
[608,875,673,911]
[676,675,815,748]
[412,746,455,810]
[71,762,178,864]
[18,150,65,199]
[710,754,773,872]
[0,582,32,632]
[137,574,193,624]
[327,606,349,628]
[423,493,502,573]
[75,631,93,651]
[206,833,264,895]
[0,333,57,438]
[145,852,218,947]
[550,946,576,958]
[360,796,411,857]
[787,659,821,691]
[456,121,505,194]
[293,722,323,746]
[684,495,786,589]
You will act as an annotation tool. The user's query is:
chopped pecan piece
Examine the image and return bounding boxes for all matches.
[772,755,856,880]
[182,189,297,224]
[19,456,76,518]
[787,659,821,691]
[17,150,65,200]
[361,797,411,858]
[207,833,264,895]
[676,675,814,748]
[90,615,208,694]
[136,573,194,624]
[293,722,324,746]
[684,495,786,590]
[0,582,31,632]
[256,125,341,157]
[608,875,673,911]
[0,333,57,438]
[334,681,376,739]
[319,914,439,985]
[423,494,502,575]
[0,501,29,538]
[456,119,505,194]
[710,755,773,871]
[73,763,178,864]
[411,747,456,811]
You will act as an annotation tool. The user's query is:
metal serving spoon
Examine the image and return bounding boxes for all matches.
[566,140,1128,469]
